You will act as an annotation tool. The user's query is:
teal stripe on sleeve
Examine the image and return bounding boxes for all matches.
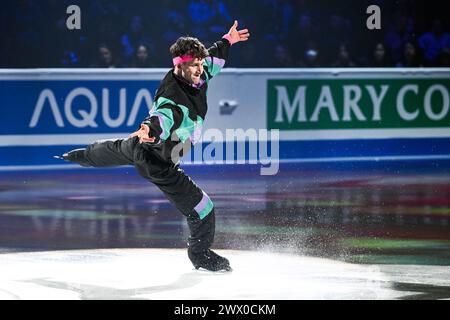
[203,56,225,78]
[153,109,174,140]
[154,97,200,143]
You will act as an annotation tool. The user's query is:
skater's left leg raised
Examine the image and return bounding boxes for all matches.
[58,138,137,168]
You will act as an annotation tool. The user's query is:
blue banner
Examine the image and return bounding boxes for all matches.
[0,80,160,135]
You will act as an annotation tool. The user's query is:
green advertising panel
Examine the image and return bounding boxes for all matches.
[267,79,450,130]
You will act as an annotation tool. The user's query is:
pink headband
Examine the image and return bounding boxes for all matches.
[172,55,194,66]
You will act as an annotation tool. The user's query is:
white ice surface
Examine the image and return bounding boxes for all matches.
[0,249,448,300]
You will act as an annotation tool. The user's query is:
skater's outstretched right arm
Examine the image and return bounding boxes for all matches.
[128,124,155,144]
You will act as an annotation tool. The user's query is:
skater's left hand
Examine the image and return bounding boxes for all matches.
[225,20,250,45]
[129,124,156,144]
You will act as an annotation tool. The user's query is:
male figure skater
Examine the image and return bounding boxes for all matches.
[57,21,250,271]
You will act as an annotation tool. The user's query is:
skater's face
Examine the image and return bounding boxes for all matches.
[179,58,204,85]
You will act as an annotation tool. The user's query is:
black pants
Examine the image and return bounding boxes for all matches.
[73,137,216,258]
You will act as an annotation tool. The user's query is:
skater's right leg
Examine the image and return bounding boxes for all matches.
[186,209,231,271]
[134,159,231,271]
[60,138,137,168]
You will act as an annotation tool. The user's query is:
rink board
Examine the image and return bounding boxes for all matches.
[0,68,449,169]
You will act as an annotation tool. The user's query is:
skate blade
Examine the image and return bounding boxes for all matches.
[194,266,233,273]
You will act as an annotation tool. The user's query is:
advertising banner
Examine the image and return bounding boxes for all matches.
[1,69,449,169]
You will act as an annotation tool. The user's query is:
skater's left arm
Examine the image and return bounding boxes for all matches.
[204,20,250,79]
[129,102,184,145]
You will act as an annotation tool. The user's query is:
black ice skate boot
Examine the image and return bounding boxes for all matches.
[187,209,232,272]
[189,248,232,272]
[54,148,91,167]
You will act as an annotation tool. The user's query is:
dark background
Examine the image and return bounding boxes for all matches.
[1,0,449,68]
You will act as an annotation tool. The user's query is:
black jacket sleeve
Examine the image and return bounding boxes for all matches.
[141,104,183,144]
[203,37,231,80]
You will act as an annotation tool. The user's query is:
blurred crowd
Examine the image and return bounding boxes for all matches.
[1,0,449,68]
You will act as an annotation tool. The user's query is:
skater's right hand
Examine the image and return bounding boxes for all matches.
[129,124,156,144]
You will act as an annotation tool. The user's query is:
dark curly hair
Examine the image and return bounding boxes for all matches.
[170,36,209,59]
